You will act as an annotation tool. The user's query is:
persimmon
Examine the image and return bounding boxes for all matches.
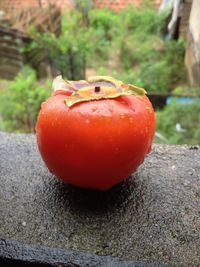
[36,76,155,190]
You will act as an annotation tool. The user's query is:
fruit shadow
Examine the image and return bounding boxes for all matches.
[50,172,145,216]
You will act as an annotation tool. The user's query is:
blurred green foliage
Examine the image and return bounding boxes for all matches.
[156,100,200,145]
[26,13,91,79]
[172,86,200,96]
[0,67,51,133]
[0,5,198,145]
[116,8,186,91]
[26,5,186,92]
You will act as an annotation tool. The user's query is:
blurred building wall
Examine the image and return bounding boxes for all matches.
[0,0,161,12]
[0,0,75,11]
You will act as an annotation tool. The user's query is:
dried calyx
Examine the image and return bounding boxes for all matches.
[52,75,146,107]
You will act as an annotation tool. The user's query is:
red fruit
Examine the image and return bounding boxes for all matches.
[36,76,155,190]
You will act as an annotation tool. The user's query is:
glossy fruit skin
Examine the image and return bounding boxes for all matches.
[36,91,155,190]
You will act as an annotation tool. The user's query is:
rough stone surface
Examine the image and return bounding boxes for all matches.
[0,132,200,266]
[0,239,167,267]
[185,0,200,87]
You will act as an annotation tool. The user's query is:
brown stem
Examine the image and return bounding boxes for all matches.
[95,86,101,93]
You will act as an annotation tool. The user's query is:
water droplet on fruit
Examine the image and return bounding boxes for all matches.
[146,106,152,113]
[92,106,97,112]
[129,117,134,123]
[120,114,126,119]
[86,119,90,124]
[108,106,113,112]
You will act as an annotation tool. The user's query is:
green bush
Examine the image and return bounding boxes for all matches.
[115,5,186,93]
[0,66,51,133]
[92,6,174,93]
[172,86,200,96]
[156,101,200,145]
[26,6,186,94]
[27,11,95,80]
[89,9,119,41]
[119,6,167,35]
[28,8,119,80]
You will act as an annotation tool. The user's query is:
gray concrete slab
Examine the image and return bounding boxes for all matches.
[0,132,200,266]
[0,238,167,267]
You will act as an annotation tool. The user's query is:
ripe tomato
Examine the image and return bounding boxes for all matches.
[36,76,155,190]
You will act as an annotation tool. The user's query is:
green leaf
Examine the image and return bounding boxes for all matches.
[64,76,146,107]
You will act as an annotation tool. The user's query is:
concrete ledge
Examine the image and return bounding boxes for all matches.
[0,132,200,266]
[0,238,167,267]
